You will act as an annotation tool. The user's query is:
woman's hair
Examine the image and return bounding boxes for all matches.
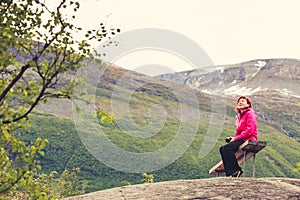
[235,96,252,113]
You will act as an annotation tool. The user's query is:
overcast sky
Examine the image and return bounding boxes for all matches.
[50,0,300,75]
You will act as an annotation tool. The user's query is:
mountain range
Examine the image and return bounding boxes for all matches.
[159,58,300,139]
[160,58,299,97]
[28,58,300,193]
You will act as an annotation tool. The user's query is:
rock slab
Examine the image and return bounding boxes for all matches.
[63,177,300,200]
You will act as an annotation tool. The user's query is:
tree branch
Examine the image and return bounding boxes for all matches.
[0,157,36,194]
[0,64,30,103]
[2,85,46,124]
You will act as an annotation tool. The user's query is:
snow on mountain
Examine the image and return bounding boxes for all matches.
[159,58,300,98]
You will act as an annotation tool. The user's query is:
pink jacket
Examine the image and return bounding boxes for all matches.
[235,108,258,141]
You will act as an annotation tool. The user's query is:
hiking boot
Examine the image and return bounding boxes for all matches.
[231,169,244,177]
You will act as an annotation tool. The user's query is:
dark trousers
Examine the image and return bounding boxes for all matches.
[219,140,244,176]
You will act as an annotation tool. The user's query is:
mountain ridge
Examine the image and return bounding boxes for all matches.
[36,58,300,140]
[159,58,299,97]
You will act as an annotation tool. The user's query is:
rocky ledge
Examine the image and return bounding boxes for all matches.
[64,177,300,200]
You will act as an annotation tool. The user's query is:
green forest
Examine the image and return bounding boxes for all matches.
[17,112,300,193]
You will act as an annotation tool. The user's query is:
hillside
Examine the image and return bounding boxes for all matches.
[19,58,300,193]
[63,177,300,200]
[159,58,300,140]
[21,112,300,193]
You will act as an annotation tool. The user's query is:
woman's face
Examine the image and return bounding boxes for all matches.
[237,98,249,110]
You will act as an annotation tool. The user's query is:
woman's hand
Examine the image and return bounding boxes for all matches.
[230,137,236,142]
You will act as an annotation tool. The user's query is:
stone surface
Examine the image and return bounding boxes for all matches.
[63,177,300,200]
